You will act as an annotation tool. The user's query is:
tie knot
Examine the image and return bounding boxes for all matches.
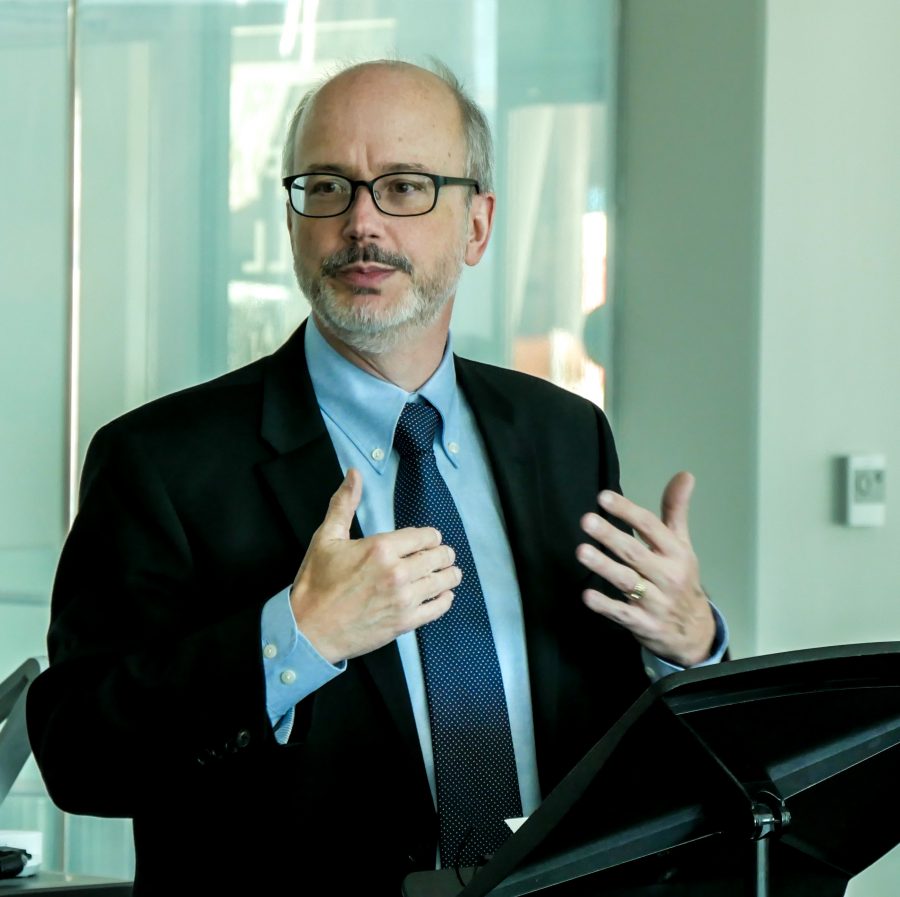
[394,402,440,458]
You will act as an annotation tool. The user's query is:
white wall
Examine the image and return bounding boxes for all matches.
[615,0,764,660]
[617,1,900,894]
[759,4,900,893]
[758,0,900,651]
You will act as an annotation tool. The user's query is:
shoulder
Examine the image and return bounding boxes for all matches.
[84,325,313,480]
[94,354,270,452]
[94,323,311,445]
[454,356,617,469]
[455,355,605,420]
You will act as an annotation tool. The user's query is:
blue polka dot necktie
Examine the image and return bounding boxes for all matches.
[393,401,522,867]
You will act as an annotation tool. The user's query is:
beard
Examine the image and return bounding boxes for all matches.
[293,241,465,354]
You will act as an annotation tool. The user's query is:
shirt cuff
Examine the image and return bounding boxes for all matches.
[261,588,346,743]
[642,601,729,683]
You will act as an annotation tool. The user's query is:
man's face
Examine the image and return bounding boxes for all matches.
[286,64,492,354]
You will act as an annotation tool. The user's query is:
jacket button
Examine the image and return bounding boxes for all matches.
[235,729,251,749]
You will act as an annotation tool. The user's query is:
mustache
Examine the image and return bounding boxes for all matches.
[320,245,414,278]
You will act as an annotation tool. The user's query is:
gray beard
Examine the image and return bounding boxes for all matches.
[293,242,465,355]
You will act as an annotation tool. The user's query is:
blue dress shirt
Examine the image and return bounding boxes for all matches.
[260,316,728,815]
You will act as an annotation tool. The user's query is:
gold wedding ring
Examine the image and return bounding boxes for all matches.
[627,579,648,602]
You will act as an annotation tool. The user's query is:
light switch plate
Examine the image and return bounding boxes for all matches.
[843,454,887,527]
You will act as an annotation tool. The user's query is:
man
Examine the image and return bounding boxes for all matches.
[28,60,724,895]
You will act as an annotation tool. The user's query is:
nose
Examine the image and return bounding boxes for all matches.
[341,183,385,243]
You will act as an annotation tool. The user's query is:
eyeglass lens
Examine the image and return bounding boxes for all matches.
[289,173,436,217]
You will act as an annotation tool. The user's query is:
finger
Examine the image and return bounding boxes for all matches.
[575,540,661,601]
[402,543,457,582]
[318,468,363,541]
[598,491,680,555]
[410,591,455,629]
[581,587,649,633]
[580,512,667,581]
[409,564,463,604]
[660,471,694,539]
[382,525,444,557]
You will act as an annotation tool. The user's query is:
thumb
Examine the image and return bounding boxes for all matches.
[661,471,694,538]
[318,468,362,542]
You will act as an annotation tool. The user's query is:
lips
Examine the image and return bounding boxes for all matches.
[335,264,397,289]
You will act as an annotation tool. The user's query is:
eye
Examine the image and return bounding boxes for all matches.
[382,174,430,195]
[304,176,349,196]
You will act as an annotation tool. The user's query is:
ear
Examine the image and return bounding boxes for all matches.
[464,191,495,266]
[285,200,295,237]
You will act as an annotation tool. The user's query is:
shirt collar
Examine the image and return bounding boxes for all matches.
[304,316,462,474]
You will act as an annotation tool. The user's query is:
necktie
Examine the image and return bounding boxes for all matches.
[393,401,522,867]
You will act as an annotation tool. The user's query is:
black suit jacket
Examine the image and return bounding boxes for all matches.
[27,321,649,895]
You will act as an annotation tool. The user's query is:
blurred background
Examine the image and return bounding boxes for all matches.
[0,0,898,891]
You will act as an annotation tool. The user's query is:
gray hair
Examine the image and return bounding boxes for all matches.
[281,58,495,193]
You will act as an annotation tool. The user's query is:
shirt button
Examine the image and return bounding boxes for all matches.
[263,644,278,659]
[371,447,385,461]
[644,666,658,681]
[448,442,460,455]
[281,669,297,685]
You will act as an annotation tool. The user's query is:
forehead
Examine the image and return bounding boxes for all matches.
[294,65,466,175]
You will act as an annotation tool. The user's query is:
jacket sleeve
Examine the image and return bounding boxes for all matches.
[26,422,278,817]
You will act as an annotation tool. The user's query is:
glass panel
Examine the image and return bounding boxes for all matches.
[0,0,70,874]
[506,103,612,405]
[0,764,65,872]
[0,0,69,613]
[75,1,617,472]
[0,0,617,879]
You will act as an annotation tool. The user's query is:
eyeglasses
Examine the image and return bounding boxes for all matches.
[281,171,480,218]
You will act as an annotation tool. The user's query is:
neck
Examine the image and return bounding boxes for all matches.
[313,305,453,392]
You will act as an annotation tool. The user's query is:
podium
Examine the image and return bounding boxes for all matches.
[403,642,900,896]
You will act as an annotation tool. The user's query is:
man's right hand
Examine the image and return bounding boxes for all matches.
[290,468,460,664]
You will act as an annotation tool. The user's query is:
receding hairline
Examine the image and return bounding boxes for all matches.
[282,58,494,192]
[288,61,461,166]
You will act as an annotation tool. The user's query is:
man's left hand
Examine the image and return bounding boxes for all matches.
[575,471,716,668]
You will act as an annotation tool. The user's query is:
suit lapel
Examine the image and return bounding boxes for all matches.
[455,358,562,794]
[256,322,349,549]
[256,322,422,761]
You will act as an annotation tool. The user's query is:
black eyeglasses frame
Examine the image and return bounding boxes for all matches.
[281,171,481,218]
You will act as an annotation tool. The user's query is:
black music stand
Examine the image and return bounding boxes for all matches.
[403,642,900,897]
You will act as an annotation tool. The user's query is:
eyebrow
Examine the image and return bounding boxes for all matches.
[300,162,432,175]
